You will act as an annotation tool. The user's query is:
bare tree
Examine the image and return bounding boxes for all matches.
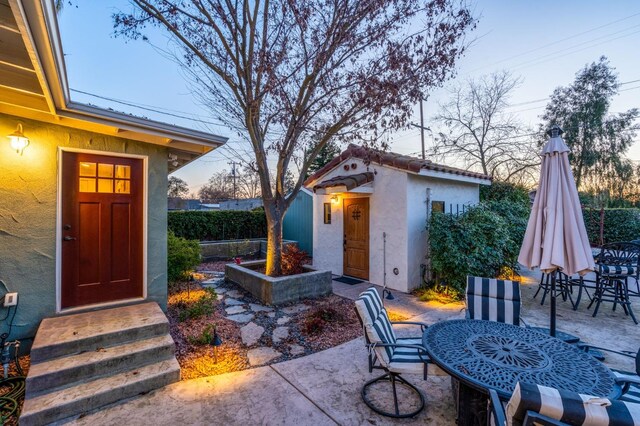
[198,169,234,202]
[237,165,262,199]
[115,0,475,275]
[432,71,539,181]
[168,176,190,198]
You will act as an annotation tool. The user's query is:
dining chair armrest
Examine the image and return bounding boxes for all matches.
[614,372,640,386]
[488,389,507,426]
[367,342,431,364]
[520,317,530,328]
[577,343,635,359]
[390,321,429,331]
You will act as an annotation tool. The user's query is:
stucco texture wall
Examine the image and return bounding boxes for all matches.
[0,113,168,343]
[311,157,484,293]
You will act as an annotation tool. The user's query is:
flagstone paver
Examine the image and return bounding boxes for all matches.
[276,316,290,325]
[224,298,243,306]
[247,347,281,366]
[281,304,310,315]
[240,322,265,346]
[249,303,273,313]
[288,344,305,356]
[225,290,243,298]
[225,306,247,315]
[272,326,289,344]
[226,313,254,323]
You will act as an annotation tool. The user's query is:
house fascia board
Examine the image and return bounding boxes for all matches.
[14,0,228,154]
[417,168,492,185]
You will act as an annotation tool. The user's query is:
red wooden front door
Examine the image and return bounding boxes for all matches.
[61,152,144,309]
[343,198,369,280]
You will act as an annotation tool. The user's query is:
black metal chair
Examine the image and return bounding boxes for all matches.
[354,287,430,418]
[488,382,640,426]
[588,242,640,324]
[578,344,640,404]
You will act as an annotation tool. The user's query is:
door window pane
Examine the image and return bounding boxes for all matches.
[115,165,131,179]
[115,180,130,194]
[98,179,113,193]
[79,178,96,192]
[79,162,96,177]
[98,163,114,178]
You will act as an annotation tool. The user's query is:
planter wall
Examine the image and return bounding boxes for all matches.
[225,260,332,305]
[200,239,297,261]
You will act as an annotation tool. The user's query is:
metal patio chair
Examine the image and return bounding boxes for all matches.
[354,287,430,418]
[489,382,640,426]
[589,242,640,324]
[465,276,522,326]
[579,344,640,404]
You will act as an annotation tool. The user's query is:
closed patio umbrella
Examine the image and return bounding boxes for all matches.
[518,125,595,337]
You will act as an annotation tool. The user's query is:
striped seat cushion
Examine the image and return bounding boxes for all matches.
[466,276,521,326]
[355,288,397,366]
[613,370,640,404]
[600,265,636,276]
[388,338,429,375]
[506,382,640,426]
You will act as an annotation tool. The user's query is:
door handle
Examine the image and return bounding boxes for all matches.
[63,236,76,241]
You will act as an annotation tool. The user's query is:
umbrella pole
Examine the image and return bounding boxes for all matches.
[550,271,557,337]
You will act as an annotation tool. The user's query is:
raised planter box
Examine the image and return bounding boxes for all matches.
[200,239,297,261]
[225,260,332,305]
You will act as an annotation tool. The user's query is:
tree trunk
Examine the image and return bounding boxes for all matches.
[264,201,284,276]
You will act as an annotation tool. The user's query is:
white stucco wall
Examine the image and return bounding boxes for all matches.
[406,174,482,290]
[311,158,409,291]
[310,158,486,293]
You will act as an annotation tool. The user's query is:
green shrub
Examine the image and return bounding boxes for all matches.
[429,205,515,296]
[168,210,267,241]
[480,181,530,205]
[188,324,217,345]
[582,208,640,246]
[168,231,201,283]
[302,306,342,335]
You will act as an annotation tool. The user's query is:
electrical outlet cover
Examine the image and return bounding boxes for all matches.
[4,292,17,307]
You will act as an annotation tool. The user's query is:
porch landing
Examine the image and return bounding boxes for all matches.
[21,302,180,425]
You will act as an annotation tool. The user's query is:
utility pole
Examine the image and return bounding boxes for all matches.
[228,161,240,203]
[411,96,430,160]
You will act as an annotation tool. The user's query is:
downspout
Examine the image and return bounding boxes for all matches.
[422,188,432,286]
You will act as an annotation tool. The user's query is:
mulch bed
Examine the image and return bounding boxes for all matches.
[168,263,370,380]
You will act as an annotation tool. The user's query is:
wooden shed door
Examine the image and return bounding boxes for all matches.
[61,152,144,309]
[343,198,369,280]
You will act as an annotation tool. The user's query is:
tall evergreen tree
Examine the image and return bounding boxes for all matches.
[306,141,341,179]
[540,57,638,190]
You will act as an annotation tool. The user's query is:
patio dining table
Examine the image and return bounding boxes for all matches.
[423,319,620,426]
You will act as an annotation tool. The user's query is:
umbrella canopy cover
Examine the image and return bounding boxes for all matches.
[518,133,595,276]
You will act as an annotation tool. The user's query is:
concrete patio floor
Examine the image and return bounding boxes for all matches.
[68,269,640,425]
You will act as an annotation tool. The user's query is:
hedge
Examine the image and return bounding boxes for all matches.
[582,208,640,246]
[168,210,267,241]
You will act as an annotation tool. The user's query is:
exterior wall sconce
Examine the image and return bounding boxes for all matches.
[331,195,339,204]
[8,124,29,155]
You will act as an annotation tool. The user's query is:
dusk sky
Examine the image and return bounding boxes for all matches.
[58,1,640,194]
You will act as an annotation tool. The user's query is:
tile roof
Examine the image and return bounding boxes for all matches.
[305,144,492,185]
[312,172,375,192]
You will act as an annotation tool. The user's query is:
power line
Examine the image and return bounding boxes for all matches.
[70,88,227,127]
[467,12,640,73]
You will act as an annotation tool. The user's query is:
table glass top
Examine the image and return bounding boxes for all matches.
[423,319,618,399]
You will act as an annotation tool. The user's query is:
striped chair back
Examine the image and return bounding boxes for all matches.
[354,288,397,367]
[466,276,521,326]
[506,382,640,426]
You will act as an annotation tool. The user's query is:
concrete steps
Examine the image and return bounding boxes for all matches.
[20,302,181,425]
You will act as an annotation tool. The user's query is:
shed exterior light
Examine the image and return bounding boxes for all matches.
[331,195,339,204]
[8,124,29,155]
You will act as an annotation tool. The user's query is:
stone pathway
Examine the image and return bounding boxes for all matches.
[202,276,322,367]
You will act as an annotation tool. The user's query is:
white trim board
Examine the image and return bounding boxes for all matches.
[55,147,149,313]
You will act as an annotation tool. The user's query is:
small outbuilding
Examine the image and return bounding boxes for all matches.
[304,144,491,293]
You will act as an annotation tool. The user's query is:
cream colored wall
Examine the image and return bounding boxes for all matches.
[311,158,410,291]
[0,113,168,345]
